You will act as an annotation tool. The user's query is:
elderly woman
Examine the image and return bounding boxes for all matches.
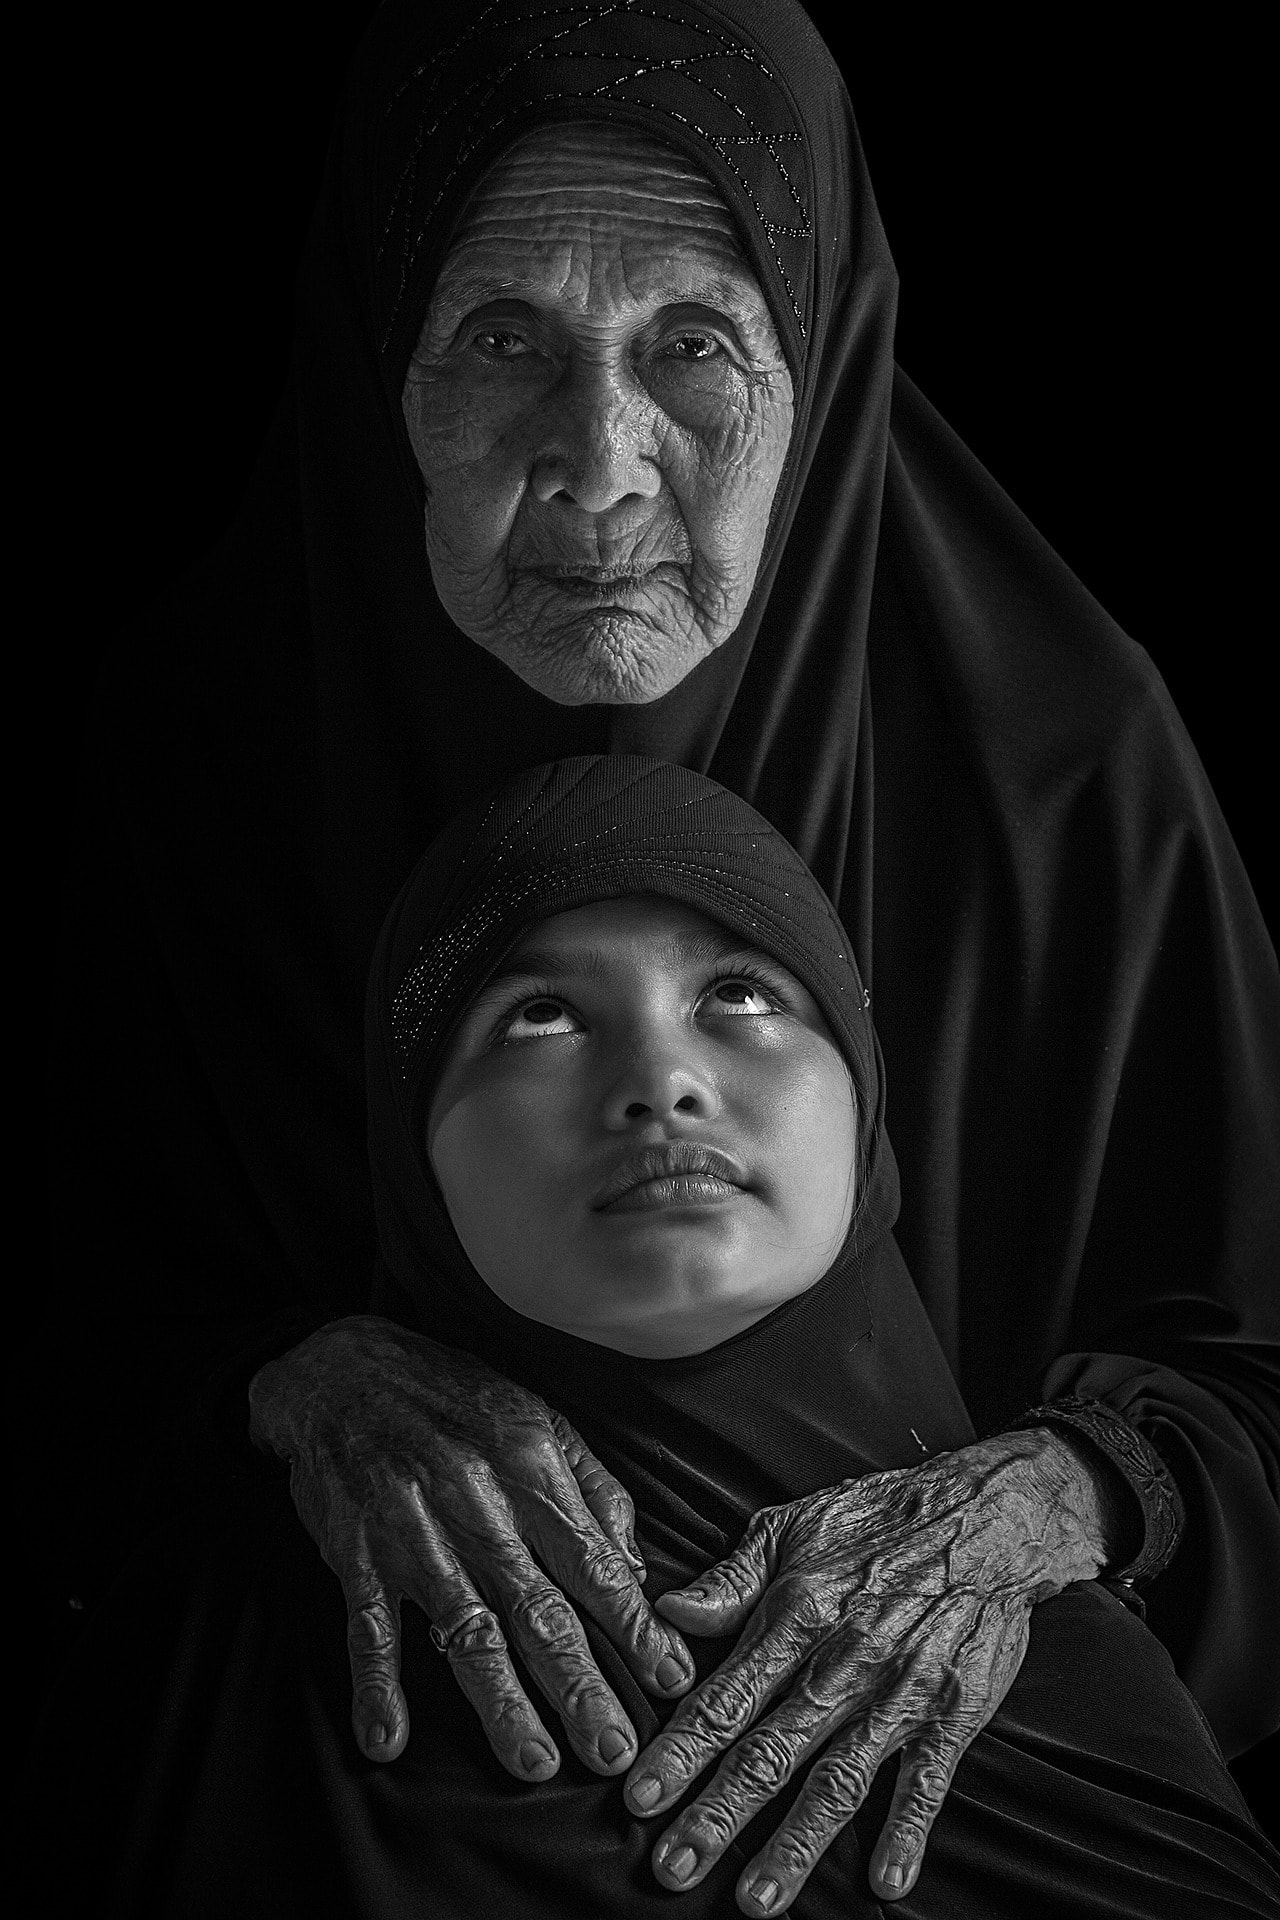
[37,0,1278,1909]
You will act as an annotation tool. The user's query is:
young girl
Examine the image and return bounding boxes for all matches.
[343,752,1276,1918]
[93,753,1272,1918]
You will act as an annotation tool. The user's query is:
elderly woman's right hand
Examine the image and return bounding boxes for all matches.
[247,1315,693,1778]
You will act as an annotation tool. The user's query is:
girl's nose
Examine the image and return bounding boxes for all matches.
[601,1042,721,1127]
[530,363,661,514]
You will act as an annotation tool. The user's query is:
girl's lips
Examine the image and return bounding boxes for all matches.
[599,1172,744,1214]
[592,1143,748,1210]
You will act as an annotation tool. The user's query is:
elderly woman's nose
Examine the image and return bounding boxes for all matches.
[530,364,661,513]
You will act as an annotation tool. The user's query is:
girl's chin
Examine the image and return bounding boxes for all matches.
[502,1267,808,1358]
[545,1294,784,1359]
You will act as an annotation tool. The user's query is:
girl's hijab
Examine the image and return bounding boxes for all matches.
[367,755,975,1587]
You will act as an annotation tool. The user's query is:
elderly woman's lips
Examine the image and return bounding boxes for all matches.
[593,1144,748,1212]
[537,566,653,600]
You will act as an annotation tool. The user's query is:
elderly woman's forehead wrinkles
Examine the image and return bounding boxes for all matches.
[456,187,742,241]
[488,119,734,192]
[430,124,753,289]
[426,261,773,329]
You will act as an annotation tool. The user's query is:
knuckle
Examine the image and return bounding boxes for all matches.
[432,1594,485,1635]
[607,1482,637,1522]
[577,1540,635,1599]
[761,1825,823,1881]
[554,1669,613,1723]
[492,1691,531,1731]
[904,1756,954,1814]
[346,1603,395,1659]
[510,1584,581,1651]
[486,1689,539,1745]
[522,1429,566,1476]
[547,1411,581,1458]
[717,1557,763,1605]
[649,1731,703,1782]
[728,1726,798,1798]
[784,1582,834,1636]
[887,1812,932,1860]
[682,1674,755,1743]
[675,1801,738,1853]
[806,1747,874,1816]
[446,1613,508,1663]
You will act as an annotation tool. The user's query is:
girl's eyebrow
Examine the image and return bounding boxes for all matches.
[481,944,613,989]
[481,927,771,994]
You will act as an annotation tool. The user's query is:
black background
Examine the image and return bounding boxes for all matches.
[39,0,1275,1819]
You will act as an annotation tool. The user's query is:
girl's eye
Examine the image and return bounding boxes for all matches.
[502,997,580,1040]
[701,979,777,1017]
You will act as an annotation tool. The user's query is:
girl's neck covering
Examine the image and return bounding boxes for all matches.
[367,754,976,1590]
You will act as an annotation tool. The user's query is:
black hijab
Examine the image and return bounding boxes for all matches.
[365,755,975,1585]
[65,0,1279,1753]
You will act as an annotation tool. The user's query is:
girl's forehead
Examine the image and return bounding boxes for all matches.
[502,895,757,972]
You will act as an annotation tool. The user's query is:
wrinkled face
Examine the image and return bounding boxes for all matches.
[401,122,795,705]
[427,896,857,1357]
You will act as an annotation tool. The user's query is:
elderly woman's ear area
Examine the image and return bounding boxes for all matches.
[400,122,795,706]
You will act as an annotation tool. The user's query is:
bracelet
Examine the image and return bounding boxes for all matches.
[1004,1395,1185,1589]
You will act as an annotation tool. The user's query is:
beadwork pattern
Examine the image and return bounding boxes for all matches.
[374,0,814,361]
[388,759,861,1103]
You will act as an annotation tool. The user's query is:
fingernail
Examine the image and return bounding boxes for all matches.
[655,1655,687,1690]
[598,1726,632,1764]
[628,1774,662,1809]
[366,1722,388,1749]
[520,1741,556,1775]
[748,1879,779,1912]
[667,1846,697,1883]
[882,1863,904,1891]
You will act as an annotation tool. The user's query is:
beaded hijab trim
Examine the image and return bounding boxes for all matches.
[387,760,863,1101]
[374,0,815,364]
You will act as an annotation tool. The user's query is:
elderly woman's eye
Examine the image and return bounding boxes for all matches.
[502,997,580,1040]
[701,978,777,1016]
[472,327,532,359]
[664,332,721,361]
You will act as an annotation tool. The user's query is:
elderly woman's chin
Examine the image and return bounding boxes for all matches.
[443,570,734,705]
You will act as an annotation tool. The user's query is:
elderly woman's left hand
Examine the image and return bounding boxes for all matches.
[624,1429,1118,1912]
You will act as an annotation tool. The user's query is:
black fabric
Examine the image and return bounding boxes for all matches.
[35,757,1280,1917]
[44,0,1278,1773]
[55,1494,1276,1920]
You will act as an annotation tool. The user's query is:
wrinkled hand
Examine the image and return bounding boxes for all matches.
[623,1431,1114,1912]
[248,1315,693,1779]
